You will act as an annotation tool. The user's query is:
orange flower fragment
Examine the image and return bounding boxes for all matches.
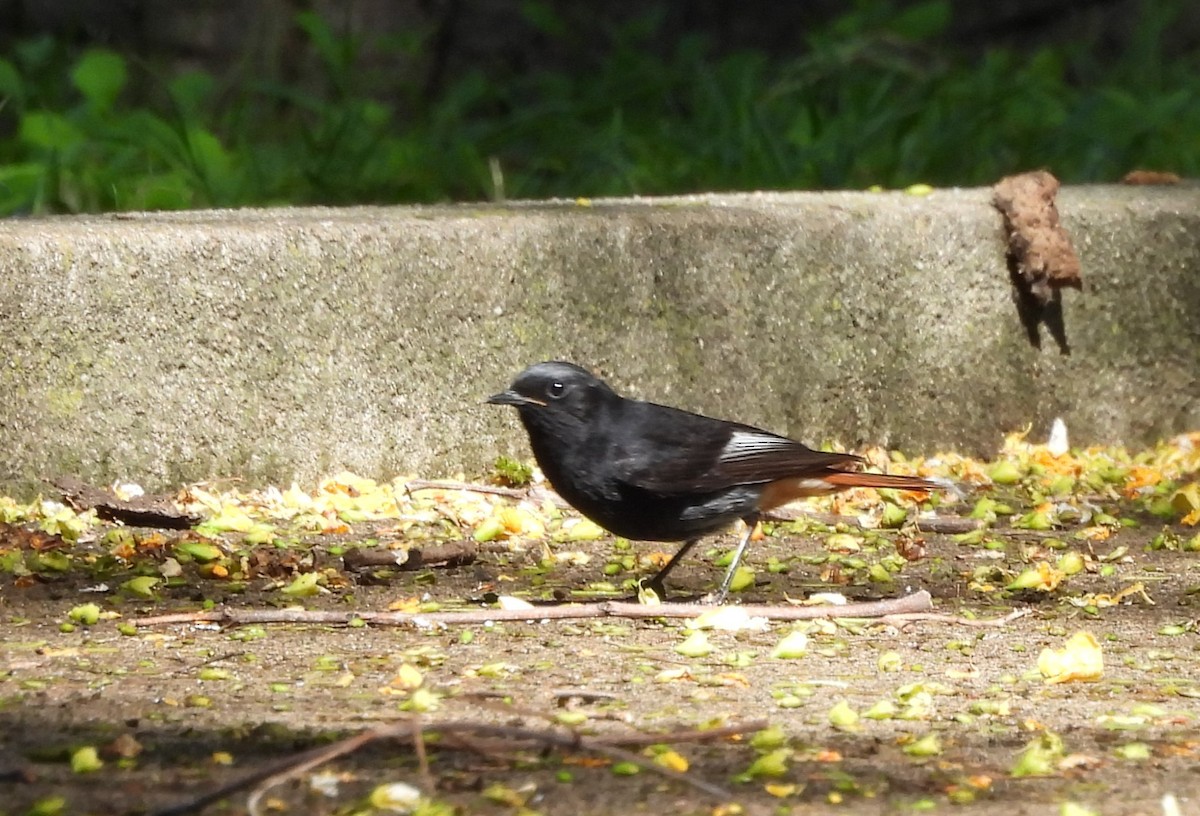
[1123,465,1161,497]
[138,532,169,551]
[1031,447,1077,475]
[645,551,672,568]
[110,540,137,560]
[1161,742,1200,758]
[1173,483,1200,523]
[562,756,611,768]
[1076,526,1111,541]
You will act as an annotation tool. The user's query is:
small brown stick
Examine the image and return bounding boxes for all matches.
[405,479,528,499]
[51,476,201,529]
[153,729,378,816]
[880,608,1032,629]
[985,527,1063,539]
[245,729,379,816]
[342,541,477,571]
[913,516,986,534]
[589,719,769,748]
[134,591,935,629]
[0,766,37,784]
[552,689,619,706]
[405,479,571,508]
[410,716,435,794]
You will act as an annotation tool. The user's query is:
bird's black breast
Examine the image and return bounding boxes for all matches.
[602,482,763,541]
[547,466,761,541]
[524,412,761,541]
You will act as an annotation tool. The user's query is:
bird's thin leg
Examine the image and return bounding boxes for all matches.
[710,515,759,604]
[642,538,700,598]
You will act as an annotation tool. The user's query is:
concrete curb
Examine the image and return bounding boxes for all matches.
[2,185,1198,497]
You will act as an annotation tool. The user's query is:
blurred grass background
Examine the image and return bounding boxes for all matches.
[0,0,1196,215]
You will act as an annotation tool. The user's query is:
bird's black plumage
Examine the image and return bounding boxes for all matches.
[489,361,941,600]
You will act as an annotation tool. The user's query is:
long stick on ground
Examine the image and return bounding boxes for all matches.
[134,590,936,628]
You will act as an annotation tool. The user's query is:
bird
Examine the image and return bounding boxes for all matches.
[488,361,947,602]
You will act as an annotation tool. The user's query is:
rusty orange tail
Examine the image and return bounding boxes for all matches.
[820,471,943,492]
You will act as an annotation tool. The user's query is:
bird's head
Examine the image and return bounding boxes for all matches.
[487,361,617,429]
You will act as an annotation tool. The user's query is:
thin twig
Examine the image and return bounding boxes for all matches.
[152,716,762,816]
[403,479,571,508]
[246,729,378,816]
[50,476,200,529]
[552,689,619,706]
[879,608,1032,629]
[135,595,1034,633]
[913,516,987,534]
[588,719,769,748]
[134,591,935,629]
[342,540,477,571]
[986,528,1063,539]
[153,730,378,816]
[405,479,529,499]
[411,716,435,794]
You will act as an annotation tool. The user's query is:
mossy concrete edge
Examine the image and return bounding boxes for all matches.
[1,185,1198,497]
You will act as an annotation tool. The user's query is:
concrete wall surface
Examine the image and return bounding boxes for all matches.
[2,186,1198,497]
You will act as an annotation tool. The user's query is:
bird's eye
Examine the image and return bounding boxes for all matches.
[547,381,566,399]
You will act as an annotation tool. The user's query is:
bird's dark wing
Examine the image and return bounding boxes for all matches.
[610,400,863,494]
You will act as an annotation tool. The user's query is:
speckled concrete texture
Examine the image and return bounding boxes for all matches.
[1,186,1198,496]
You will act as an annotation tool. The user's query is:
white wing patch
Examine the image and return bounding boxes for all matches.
[720,430,797,463]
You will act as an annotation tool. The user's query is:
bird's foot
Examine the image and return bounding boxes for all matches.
[637,577,730,605]
[698,588,731,606]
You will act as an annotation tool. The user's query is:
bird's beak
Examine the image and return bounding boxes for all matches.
[486,390,546,407]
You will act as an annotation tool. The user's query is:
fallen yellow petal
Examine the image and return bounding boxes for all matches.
[1037,631,1103,684]
[1065,582,1150,610]
[388,596,422,612]
[1008,561,1065,592]
[499,506,545,538]
[388,664,424,691]
[655,750,689,773]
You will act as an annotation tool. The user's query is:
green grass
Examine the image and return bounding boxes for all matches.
[0,0,1196,215]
